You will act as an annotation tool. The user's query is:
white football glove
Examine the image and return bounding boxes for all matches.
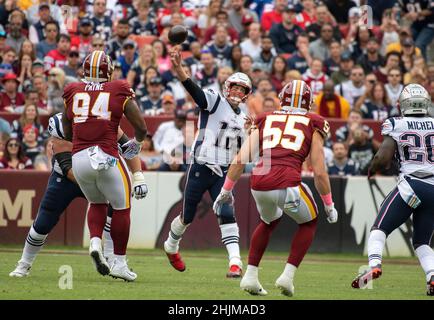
[324,203,338,224]
[132,171,148,200]
[212,189,234,216]
[121,138,142,160]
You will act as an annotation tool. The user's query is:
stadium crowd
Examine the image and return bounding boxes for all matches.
[0,0,432,176]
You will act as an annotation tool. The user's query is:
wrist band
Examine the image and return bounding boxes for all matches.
[321,193,333,206]
[223,177,235,192]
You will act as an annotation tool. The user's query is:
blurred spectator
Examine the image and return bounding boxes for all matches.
[0,117,11,135]
[157,0,196,33]
[0,132,10,158]
[168,12,198,52]
[239,54,253,79]
[0,73,25,112]
[356,37,385,74]
[335,110,375,147]
[262,96,278,112]
[286,33,312,74]
[269,55,287,93]
[44,33,71,71]
[327,142,359,176]
[283,69,302,86]
[334,65,366,108]
[107,18,131,60]
[197,0,221,39]
[386,28,422,56]
[33,137,53,171]
[203,10,239,44]
[71,17,94,60]
[261,0,287,32]
[309,23,334,61]
[229,44,242,71]
[183,41,201,73]
[16,53,33,89]
[204,24,233,66]
[347,26,375,61]
[294,0,317,30]
[0,47,16,79]
[374,51,402,84]
[140,76,165,113]
[205,66,233,96]
[89,0,113,41]
[21,124,44,163]
[63,46,80,79]
[0,138,33,170]
[404,55,428,85]
[269,6,303,54]
[23,89,48,114]
[323,40,342,76]
[247,77,279,116]
[153,39,171,74]
[135,65,160,101]
[153,108,186,155]
[314,79,350,119]
[302,58,328,96]
[28,3,53,44]
[139,134,162,170]
[165,62,191,107]
[240,22,262,60]
[11,104,45,142]
[325,0,357,24]
[111,61,123,81]
[118,39,138,78]
[354,72,378,110]
[26,1,65,29]
[399,0,434,59]
[384,67,403,110]
[6,10,26,53]
[193,50,218,87]
[129,0,158,36]
[47,67,73,114]
[253,35,276,73]
[31,59,44,75]
[379,8,400,56]
[127,44,157,89]
[31,74,49,112]
[228,0,259,34]
[90,36,106,52]
[348,127,377,175]
[359,82,392,121]
[305,4,339,42]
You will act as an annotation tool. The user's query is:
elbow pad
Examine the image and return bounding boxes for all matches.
[54,152,72,176]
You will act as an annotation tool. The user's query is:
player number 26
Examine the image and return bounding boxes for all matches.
[263,115,310,151]
[72,92,111,123]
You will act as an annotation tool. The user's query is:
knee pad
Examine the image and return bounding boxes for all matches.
[218,203,236,224]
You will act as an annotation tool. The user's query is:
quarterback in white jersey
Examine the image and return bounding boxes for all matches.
[352,84,434,296]
[163,45,253,278]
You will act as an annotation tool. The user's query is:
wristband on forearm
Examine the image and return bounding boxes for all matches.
[223,177,235,192]
[320,193,333,206]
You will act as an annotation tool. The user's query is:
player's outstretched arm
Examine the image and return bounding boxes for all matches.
[368,136,396,178]
[310,131,338,223]
[169,45,208,109]
[124,98,147,142]
[52,137,76,183]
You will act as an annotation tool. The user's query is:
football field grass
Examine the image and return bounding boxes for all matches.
[0,246,431,300]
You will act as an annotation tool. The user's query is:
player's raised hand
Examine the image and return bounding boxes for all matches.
[169,46,182,68]
[213,189,234,216]
[324,204,338,224]
[244,114,256,133]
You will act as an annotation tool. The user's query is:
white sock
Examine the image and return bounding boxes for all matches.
[103,216,114,258]
[368,229,386,268]
[415,245,434,282]
[245,265,259,278]
[90,237,102,250]
[220,223,242,267]
[164,215,188,254]
[283,263,297,279]
[21,226,47,265]
[114,254,126,264]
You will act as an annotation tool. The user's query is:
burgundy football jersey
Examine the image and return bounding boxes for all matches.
[250,109,329,190]
[63,80,135,158]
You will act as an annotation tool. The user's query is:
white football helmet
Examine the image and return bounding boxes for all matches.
[223,72,252,104]
[399,83,431,116]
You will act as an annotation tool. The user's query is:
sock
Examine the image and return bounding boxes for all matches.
[87,203,108,239]
[282,263,297,280]
[114,254,126,265]
[21,226,48,265]
[244,265,259,278]
[248,218,281,266]
[368,229,386,268]
[103,216,114,258]
[287,218,317,267]
[90,236,102,250]
[165,215,187,254]
[415,245,434,282]
[111,208,130,256]
[220,223,242,267]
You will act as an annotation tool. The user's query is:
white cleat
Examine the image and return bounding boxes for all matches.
[89,243,110,276]
[240,276,268,296]
[275,274,295,297]
[110,259,137,282]
[9,261,31,277]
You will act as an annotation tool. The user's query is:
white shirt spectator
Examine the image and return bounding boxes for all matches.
[335,80,366,108]
[240,39,262,60]
[152,121,185,155]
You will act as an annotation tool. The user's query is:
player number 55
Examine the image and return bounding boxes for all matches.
[263,115,310,151]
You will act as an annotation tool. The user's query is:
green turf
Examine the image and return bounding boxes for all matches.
[0,247,431,300]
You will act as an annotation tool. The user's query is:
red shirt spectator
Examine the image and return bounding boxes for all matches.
[261,0,288,31]
[44,34,71,72]
[0,73,25,112]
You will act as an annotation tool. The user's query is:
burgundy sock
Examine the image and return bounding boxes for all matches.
[287,218,318,267]
[87,203,108,239]
[248,218,281,266]
[111,208,131,255]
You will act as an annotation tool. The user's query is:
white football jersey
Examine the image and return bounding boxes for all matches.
[382,116,434,182]
[193,88,247,165]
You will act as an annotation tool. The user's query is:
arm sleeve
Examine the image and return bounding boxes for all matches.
[181,78,208,109]
[312,115,330,139]
[381,118,394,137]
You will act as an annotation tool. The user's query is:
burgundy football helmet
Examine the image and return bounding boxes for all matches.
[278,80,313,110]
[82,50,114,82]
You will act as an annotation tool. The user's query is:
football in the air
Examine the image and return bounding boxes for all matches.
[168,25,188,45]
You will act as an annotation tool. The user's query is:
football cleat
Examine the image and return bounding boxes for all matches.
[240,275,268,296]
[89,243,110,276]
[351,264,382,289]
[275,274,295,297]
[165,252,186,272]
[9,261,31,277]
[110,259,137,282]
[427,275,434,296]
[226,265,242,278]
